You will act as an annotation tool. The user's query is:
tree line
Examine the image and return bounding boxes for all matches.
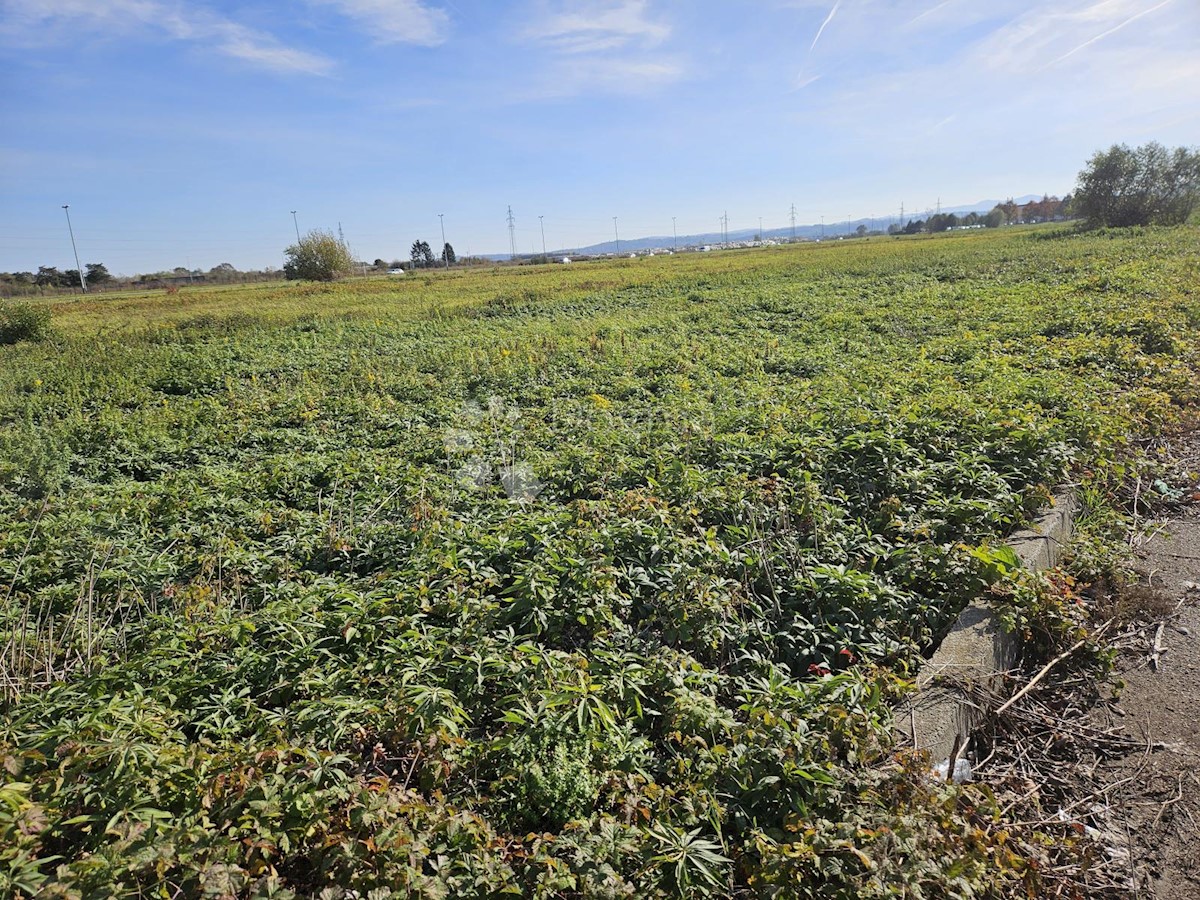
[889,195,1072,236]
[2,263,112,290]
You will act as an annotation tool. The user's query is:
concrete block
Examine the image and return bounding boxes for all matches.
[899,493,1077,763]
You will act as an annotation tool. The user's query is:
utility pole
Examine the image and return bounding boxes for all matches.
[61,205,86,292]
[539,215,546,258]
[900,202,904,228]
[790,203,797,241]
[672,216,677,250]
[723,210,728,245]
[613,217,620,256]
[758,216,763,240]
[507,206,516,260]
[291,210,300,242]
[820,215,824,239]
[439,213,448,268]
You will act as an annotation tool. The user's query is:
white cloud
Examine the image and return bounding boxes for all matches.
[1,0,333,74]
[968,0,1181,72]
[310,0,451,46]
[1045,0,1174,67]
[518,1,682,96]
[527,1,670,53]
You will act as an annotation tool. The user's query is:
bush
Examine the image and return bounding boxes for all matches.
[283,230,354,282]
[0,301,52,344]
[1075,142,1200,227]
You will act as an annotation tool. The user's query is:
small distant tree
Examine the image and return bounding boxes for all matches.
[284,229,354,281]
[208,263,238,283]
[85,263,111,285]
[984,208,1005,228]
[855,224,868,237]
[35,266,63,287]
[1074,142,1200,227]
[411,240,435,268]
[442,243,456,265]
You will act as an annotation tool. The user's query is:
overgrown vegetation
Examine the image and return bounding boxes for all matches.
[0,302,51,345]
[1,225,1198,897]
[1076,142,1200,228]
[284,229,355,282]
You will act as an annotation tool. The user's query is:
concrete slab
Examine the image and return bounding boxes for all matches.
[900,494,1078,762]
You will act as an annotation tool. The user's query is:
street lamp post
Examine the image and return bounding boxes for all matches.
[290,210,300,242]
[61,205,86,293]
[613,217,619,256]
[439,213,448,268]
[539,215,546,258]
[672,216,677,250]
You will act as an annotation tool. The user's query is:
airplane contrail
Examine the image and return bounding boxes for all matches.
[809,0,842,52]
[1049,0,1173,67]
[907,0,955,28]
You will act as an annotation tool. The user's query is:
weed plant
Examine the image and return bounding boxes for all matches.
[1,226,1198,897]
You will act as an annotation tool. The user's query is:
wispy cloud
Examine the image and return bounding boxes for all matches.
[311,0,451,46]
[527,1,670,53]
[808,0,841,52]
[1,0,333,74]
[906,0,957,28]
[519,1,682,96]
[1046,0,1174,67]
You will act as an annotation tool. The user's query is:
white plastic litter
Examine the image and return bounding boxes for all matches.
[932,757,973,783]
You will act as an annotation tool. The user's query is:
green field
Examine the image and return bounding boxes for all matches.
[3,226,1199,898]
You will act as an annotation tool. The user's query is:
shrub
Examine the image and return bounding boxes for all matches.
[0,302,51,344]
[284,230,354,282]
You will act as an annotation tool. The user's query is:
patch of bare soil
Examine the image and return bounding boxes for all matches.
[963,439,1200,899]
[1088,502,1200,899]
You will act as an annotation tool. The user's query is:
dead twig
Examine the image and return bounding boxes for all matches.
[996,630,1100,717]
[1149,622,1166,671]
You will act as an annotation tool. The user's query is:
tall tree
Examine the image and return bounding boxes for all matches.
[411,240,434,268]
[1075,142,1200,227]
[442,243,456,265]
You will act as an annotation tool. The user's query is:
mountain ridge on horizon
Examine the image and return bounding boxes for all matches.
[487,194,1047,259]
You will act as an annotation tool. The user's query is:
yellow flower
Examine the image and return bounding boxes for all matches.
[589,393,612,409]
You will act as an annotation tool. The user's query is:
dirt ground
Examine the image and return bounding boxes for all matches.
[1090,504,1200,898]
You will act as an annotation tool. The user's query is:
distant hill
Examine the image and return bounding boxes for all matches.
[483,194,1049,259]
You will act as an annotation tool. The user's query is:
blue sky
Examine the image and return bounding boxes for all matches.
[2,0,1197,273]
